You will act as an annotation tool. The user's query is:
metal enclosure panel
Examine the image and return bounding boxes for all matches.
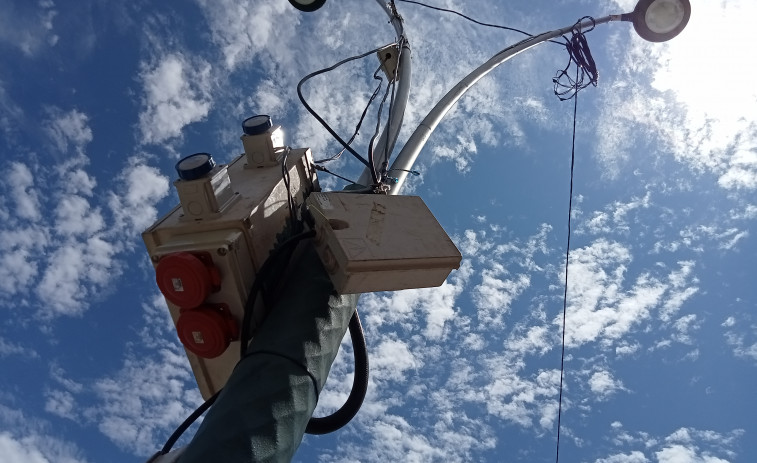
[142,148,318,399]
[306,193,461,294]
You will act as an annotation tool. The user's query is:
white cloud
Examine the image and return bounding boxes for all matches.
[44,390,77,420]
[671,314,700,345]
[371,338,420,382]
[473,270,530,327]
[0,337,38,358]
[138,53,212,145]
[7,162,42,221]
[89,348,200,456]
[0,0,58,56]
[655,444,728,463]
[36,235,119,317]
[596,451,649,463]
[0,113,168,319]
[615,342,640,357]
[581,192,651,236]
[195,0,291,70]
[723,318,757,362]
[45,108,93,154]
[505,324,553,357]
[588,370,626,400]
[600,424,744,463]
[0,404,88,463]
[108,158,170,236]
[561,240,698,349]
[55,195,105,237]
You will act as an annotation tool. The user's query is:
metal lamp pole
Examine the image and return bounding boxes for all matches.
[384,0,691,194]
[151,1,690,462]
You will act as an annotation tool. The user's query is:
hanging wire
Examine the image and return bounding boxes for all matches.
[297,43,399,184]
[315,65,384,165]
[553,17,599,101]
[313,164,359,185]
[555,87,577,463]
[554,20,599,458]
[281,146,297,227]
[368,66,396,184]
[396,0,564,45]
[378,37,405,179]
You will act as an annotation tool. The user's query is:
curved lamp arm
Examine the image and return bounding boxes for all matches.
[387,0,690,194]
[386,15,618,194]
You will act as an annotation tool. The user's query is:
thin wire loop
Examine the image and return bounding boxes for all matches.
[553,17,598,101]
[316,65,385,165]
[297,43,399,183]
[397,0,564,45]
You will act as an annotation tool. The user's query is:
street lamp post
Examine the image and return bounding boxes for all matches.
[149,1,690,462]
[385,0,690,194]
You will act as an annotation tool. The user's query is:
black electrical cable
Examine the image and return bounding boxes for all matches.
[396,0,564,46]
[281,147,297,227]
[367,68,395,184]
[306,309,368,434]
[313,164,359,185]
[555,57,582,463]
[378,37,405,179]
[553,17,598,101]
[158,389,221,456]
[297,43,399,184]
[315,65,384,165]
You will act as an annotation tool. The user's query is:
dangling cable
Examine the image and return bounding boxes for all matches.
[378,36,406,180]
[316,65,384,165]
[305,309,368,434]
[368,67,396,184]
[555,60,582,463]
[396,0,564,45]
[313,164,359,185]
[297,43,399,184]
[553,17,599,101]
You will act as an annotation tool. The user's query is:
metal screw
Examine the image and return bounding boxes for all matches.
[217,247,228,256]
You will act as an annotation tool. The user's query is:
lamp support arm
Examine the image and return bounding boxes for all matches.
[388,14,620,195]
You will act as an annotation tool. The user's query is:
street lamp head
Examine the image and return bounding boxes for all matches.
[630,0,691,42]
[288,0,327,12]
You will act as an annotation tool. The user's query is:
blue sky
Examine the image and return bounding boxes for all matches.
[1,0,755,461]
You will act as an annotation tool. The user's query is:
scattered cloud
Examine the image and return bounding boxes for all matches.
[107,157,170,236]
[587,369,626,400]
[561,240,699,349]
[0,110,169,319]
[723,316,757,362]
[138,53,213,145]
[0,0,59,56]
[44,108,92,154]
[0,404,88,463]
[88,348,200,456]
[597,423,744,463]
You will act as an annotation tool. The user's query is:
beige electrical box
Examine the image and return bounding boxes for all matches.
[142,146,318,399]
[306,193,461,294]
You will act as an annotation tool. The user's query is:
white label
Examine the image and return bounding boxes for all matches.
[172,278,184,292]
[314,193,333,210]
[192,331,204,344]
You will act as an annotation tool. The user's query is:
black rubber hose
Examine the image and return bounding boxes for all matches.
[305,309,368,434]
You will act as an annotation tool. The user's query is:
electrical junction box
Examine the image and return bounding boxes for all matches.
[143,118,318,400]
[305,192,462,294]
[377,44,400,81]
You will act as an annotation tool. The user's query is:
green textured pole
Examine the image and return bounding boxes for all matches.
[179,242,359,462]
